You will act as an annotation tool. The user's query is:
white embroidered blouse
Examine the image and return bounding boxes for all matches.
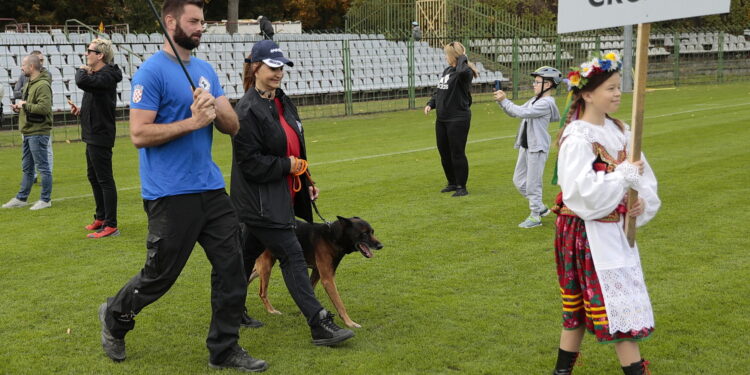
[557,118,661,334]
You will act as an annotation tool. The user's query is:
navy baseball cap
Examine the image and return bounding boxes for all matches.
[246,40,294,68]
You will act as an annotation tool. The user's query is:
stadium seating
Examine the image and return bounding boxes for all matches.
[472,37,576,63]
[0,31,507,108]
[569,31,750,56]
[1,31,746,112]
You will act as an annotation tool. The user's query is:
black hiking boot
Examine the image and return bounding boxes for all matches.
[98,302,126,362]
[209,346,268,372]
[241,309,264,328]
[310,309,355,346]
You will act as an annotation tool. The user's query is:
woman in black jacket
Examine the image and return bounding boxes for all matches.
[71,38,123,238]
[424,41,478,197]
[230,40,354,346]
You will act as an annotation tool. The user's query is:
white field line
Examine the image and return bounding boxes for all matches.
[51,102,750,202]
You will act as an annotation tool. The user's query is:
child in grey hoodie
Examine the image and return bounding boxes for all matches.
[495,66,562,228]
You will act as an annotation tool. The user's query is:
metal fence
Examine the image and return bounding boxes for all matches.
[1,28,748,147]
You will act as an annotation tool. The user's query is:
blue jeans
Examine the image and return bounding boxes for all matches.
[17,135,52,202]
[23,135,53,176]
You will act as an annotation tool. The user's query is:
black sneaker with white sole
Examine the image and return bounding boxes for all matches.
[440,184,458,193]
[452,187,468,197]
[98,302,126,362]
[310,309,355,346]
[209,346,268,372]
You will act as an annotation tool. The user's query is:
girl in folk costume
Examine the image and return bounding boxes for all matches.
[550,53,660,375]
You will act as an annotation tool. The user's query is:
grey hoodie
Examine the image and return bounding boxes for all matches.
[498,95,560,153]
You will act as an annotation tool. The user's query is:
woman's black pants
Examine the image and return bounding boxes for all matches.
[435,118,470,187]
[241,225,324,325]
[86,143,117,227]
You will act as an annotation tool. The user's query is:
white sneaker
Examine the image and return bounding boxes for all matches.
[29,200,52,210]
[518,215,542,228]
[2,197,28,208]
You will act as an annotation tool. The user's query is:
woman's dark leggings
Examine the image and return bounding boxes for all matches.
[435,118,470,187]
[86,144,117,227]
[241,225,324,325]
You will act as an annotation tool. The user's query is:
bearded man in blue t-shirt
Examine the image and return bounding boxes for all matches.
[97,0,267,372]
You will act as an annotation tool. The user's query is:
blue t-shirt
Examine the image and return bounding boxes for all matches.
[130,51,225,200]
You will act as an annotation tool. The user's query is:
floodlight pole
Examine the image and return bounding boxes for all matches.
[624,23,651,247]
[622,25,634,93]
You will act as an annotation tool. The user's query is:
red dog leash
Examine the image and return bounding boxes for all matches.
[290,158,328,223]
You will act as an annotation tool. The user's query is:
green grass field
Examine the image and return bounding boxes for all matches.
[0,83,748,374]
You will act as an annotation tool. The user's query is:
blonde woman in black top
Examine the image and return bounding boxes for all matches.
[424,41,478,197]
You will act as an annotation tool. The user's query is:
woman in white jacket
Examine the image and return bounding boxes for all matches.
[550,53,660,375]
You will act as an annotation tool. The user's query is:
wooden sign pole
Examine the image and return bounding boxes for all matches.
[624,23,651,247]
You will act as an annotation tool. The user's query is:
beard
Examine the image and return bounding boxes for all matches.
[173,22,201,50]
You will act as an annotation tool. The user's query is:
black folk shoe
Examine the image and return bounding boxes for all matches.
[622,359,651,375]
[551,349,579,375]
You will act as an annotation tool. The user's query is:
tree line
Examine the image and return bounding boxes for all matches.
[2,0,747,34]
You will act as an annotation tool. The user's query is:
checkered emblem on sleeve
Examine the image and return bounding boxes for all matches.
[132,84,144,103]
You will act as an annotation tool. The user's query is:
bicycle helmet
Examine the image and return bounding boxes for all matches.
[530,66,563,86]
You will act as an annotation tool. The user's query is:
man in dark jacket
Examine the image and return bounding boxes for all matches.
[70,38,122,238]
[258,15,274,40]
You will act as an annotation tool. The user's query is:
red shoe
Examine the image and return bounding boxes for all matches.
[86,219,105,231]
[87,226,120,238]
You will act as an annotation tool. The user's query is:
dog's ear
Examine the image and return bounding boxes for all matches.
[336,216,352,226]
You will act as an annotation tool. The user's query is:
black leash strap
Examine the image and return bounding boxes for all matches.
[311,200,329,224]
[145,0,196,90]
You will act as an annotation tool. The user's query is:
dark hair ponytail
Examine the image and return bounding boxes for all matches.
[242,56,263,92]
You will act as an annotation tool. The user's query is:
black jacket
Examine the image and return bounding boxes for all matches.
[427,55,474,121]
[230,88,313,229]
[75,64,123,148]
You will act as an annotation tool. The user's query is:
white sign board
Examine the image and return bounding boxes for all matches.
[558,0,732,33]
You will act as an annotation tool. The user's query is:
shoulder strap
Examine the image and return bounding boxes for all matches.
[24,79,51,101]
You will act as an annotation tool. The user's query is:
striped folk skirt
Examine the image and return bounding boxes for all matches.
[554,214,653,343]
